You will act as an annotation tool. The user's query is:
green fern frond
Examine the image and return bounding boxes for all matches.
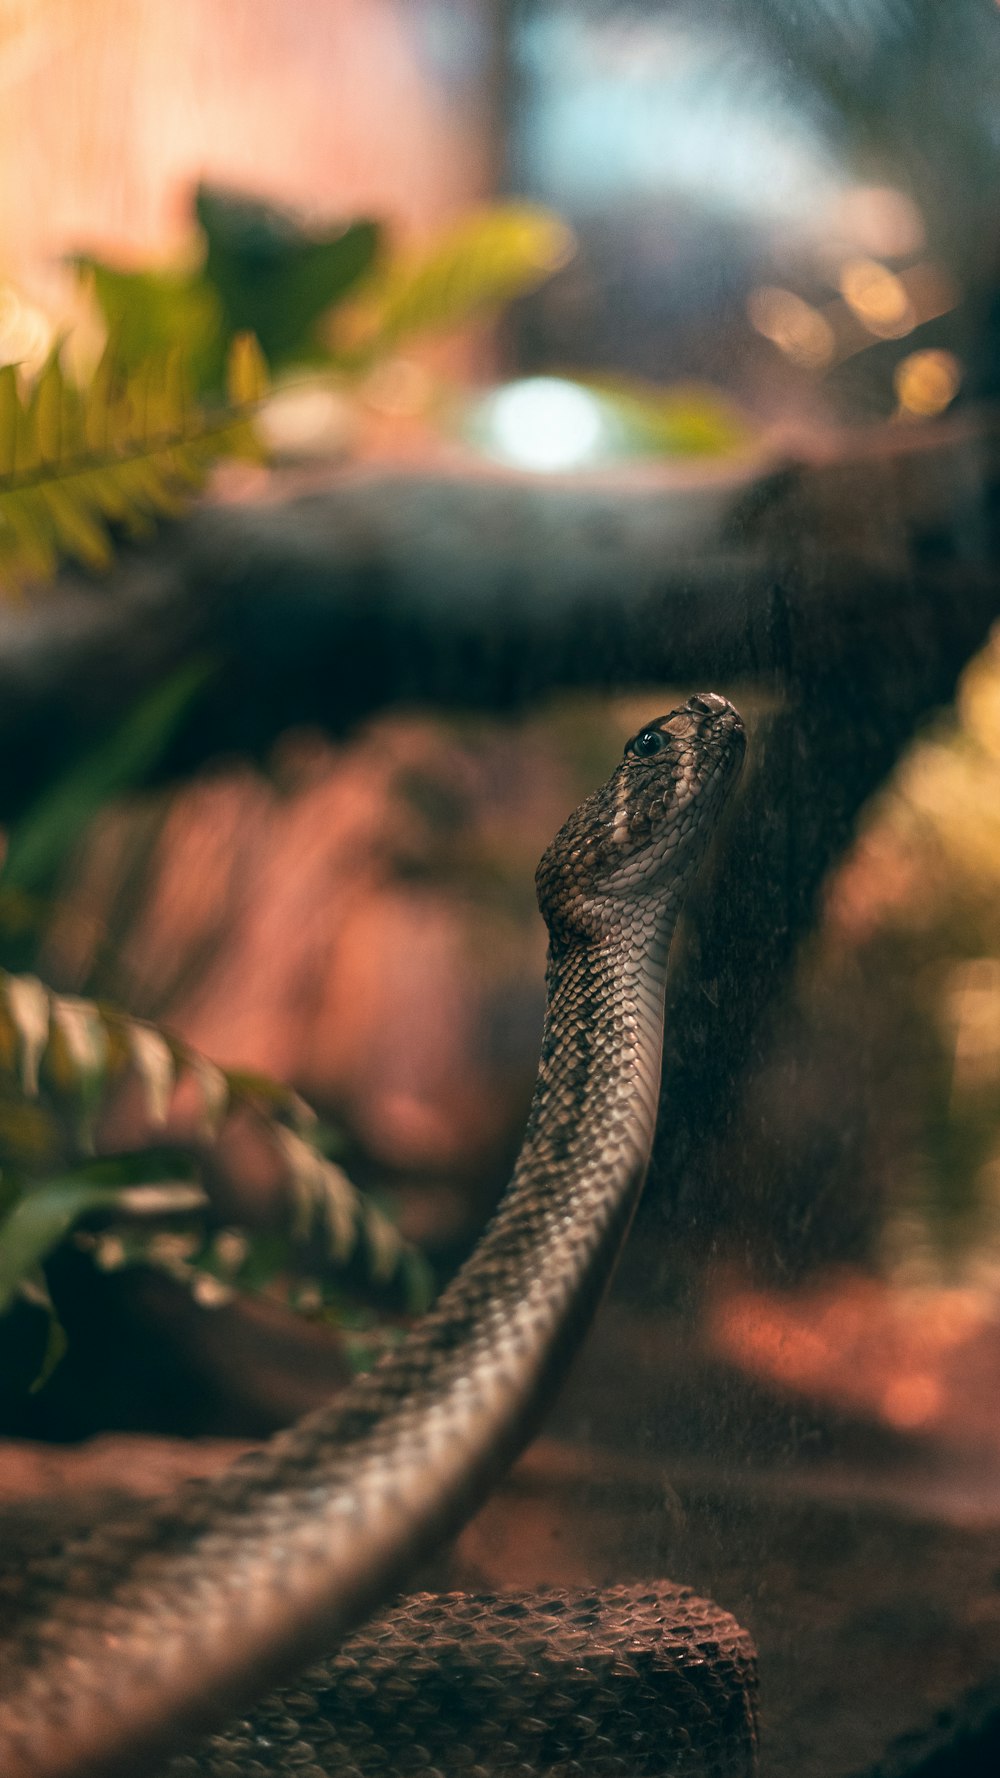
[0,334,267,595]
[0,969,432,1328]
[331,204,576,366]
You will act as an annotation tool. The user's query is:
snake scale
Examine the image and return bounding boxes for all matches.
[0,691,750,1778]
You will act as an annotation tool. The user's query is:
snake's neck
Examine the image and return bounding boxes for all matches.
[472,914,678,1358]
[0,915,682,1778]
[524,918,677,1204]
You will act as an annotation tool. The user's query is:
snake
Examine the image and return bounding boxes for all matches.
[0,690,748,1778]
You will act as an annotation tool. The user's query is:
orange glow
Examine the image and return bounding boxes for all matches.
[893,347,962,418]
[707,1269,1000,1454]
[746,285,834,368]
[881,1373,942,1429]
[838,257,915,337]
[0,0,493,314]
[958,627,1000,759]
[944,957,1000,1089]
[899,261,960,327]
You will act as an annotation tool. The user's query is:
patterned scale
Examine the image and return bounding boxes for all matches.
[0,694,750,1778]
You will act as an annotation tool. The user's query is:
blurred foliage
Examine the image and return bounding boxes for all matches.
[77,184,571,391]
[331,203,573,367]
[799,625,1000,1284]
[0,666,213,977]
[1,661,213,900]
[0,177,740,1403]
[0,185,572,593]
[0,680,433,1393]
[0,965,432,1385]
[75,191,381,388]
[196,188,380,374]
[583,376,750,459]
[0,332,266,593]
[0,169,570,1372]
[70,261,226,396]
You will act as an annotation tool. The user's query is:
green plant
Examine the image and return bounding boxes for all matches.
[0,679,433,1390]
[0,967,432,1388]
[77,184,572,389]
[0,332,266,592]
[0,183,576,1371]
[0,187,571,594]
[328,202,574,370]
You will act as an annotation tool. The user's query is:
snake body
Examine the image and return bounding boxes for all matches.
[0,692,746,1778]
[170,1584,758,1778]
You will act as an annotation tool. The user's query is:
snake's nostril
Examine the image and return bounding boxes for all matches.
[688,692,729,717]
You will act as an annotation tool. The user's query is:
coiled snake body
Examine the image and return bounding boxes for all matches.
[0,693,748,1778]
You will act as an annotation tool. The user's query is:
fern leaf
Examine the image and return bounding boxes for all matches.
[125,1020,176,1128]
[1,661,212,893]
[110,453,187,518]
[32,351,65,464]
[37,481,114,572]
[82,340,117,455]
[0,970,432,1317]
[0,365,19,477]
[334,204,575,362]
[226,331,268,405]
[72,467,152,540]
[5,973,51,1096]
[162,347,192,438]
[0,490,58,582]
[12,374,39,477]
[0,338,269,594]
[0,1177,126,1313]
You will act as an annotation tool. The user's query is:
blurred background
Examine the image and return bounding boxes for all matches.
[4,4,1000,1776]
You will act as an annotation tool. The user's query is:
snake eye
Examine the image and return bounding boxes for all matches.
[626,728,666,760]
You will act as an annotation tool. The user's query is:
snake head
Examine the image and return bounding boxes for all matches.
[536,692,745,946]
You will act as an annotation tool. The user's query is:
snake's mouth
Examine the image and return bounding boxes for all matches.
[684,692,746,754]
[722,712,747,765]
[684,697,746,795]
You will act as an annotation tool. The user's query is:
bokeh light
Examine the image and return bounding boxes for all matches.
[470,377,615,473]
[838,258,915,338]
[746,286,835,369]
[893,347,962,418]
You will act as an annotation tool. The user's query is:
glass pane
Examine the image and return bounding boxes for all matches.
[1,5,1000,1776]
